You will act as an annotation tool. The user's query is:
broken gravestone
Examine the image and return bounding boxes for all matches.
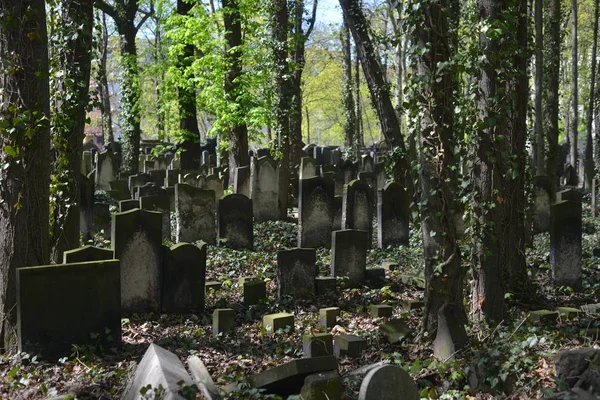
[358,365,419,400]
[433,303,468,361]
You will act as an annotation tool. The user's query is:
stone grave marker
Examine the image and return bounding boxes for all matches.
[250,156,280,221]
[128,173,152,197]
[358,365,419,400]
[140,194,171,240]
[277,248,317,298]
[342,180,373,246]
[136,182,166,200]
[298,177,334,248]
[300,157,317,179]
[218,194,253,249]
[204,173,224,201]
[330,229,368,288]
[332,195,343,231]
[63,245,113,263]
[119,199,139,212]
[95,149,117,190]
[94,202,111,239]
[360,154,374,172]
[175,183,216,244]
[234,165,251,197]
[80,171,95,241]
[533,175,552,233]
[433,303,467,361]
[162,242,207,313]
[550,200,582,288]
[377,182,409,247]
[109,180,130,201]
[213,308,236,336]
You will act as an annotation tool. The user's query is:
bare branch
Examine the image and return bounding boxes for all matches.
[305,0,318,38]
[95,0,118,19]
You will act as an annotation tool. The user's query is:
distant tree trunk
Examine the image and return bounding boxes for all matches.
[154,23,165,140]
[341,15,357,152]
[272,0,292,219]
[413,0,464,336]
[571,0,578,181]
[177,0,201,169]
[305,106,311,143]
[0,0,51,350]
[545,0,561,196]
[50,0,95,263]
[223,0,249,186]
[586,0,599,189]
[387,0,403,116]
[339,0,408,181]
[534,0,544,175]
[355,52,363,149]
[97,11,114,143]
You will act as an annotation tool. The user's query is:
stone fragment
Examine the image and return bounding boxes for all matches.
[263,313,295,333]
[580,303,600,314]
[557,307,581,319]
[555,348,600,395]
[187,355,222,400]
[319,307,341,330]
[333,334,367,357]
[402,300,424,312]
[301,371,342,400]
[303,333,333,357]
[358,365,419,400]
[243,279,266,306]
[380,319,412,344]
[205,281,223,292]
[315,277,336,296]
[527,310,559,324]
[433,303,468,361]
[213,309,236,337]
[370,304,393,318]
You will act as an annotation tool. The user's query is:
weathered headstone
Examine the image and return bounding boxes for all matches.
[250,156,280,221]
[136,182,166,200]
[243,279,266,306]
[140,194,171,240]
[218,194,253,249]
[557,188,582,203]
[330,229,368,288]
[119,199,139,212]
[80,171,95,241]
[82,151,93,176]
[17,260,121,360]
[550,200,582,288]
[433,303,467,361]
[358,365,419,400]
[109,180,130,201]
[298,177,334,248]
[149,169,167,187]
[342,180,373,246]
[263,312,295,332]
[319,307,340,329]
[301,371,342,400]
[63,245,113,264]
[213,308,236,336]
[333,334,367,357]
[332,196,343,231]
[533,175,552,233]
[204,174,224,201]
[112,209,163,312]
[303,333,333,357]
[300,157,317,180]
[165,169,181,187]
[175,184,216,244]
[162,242,207,313]
[128,173,152,197]
[234,165,251,197]
[277,248,317,298]
[93,202,111,238]
[95,149,117,190]
[377,182,409,247]
[360,154,374,173]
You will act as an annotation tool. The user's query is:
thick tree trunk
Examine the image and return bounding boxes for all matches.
[50,0,95,263]
[534,0,544,175]
[341,16,357,152]
[355,53,363,148]
[339,0,408,180]
[545,0,560,196]
[586,0,599,190]
[571,0,578,181]
[0,0,51,350]
[98,11,114,143]
[413,0,464,336]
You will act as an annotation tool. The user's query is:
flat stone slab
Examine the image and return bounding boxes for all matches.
[301,371,342,400]
[123,343,194,400]
[370,304,393,318]
[251,356,338,396]
[334,334,367,357]
[527,310,559,323]
[358,365,419,400]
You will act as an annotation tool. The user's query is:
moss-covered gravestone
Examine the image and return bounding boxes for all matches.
[119,199,139,212]
[17,260,121,360]
[330,229,368,288]
[95,149,117,190]
[109,179,130,201]
[550,200,582,288]
[112,209,163,312]
[298,177,334,249]
[250,156,280,221]
[377,182,409,248]
[300,157,317,180]
[342,180,373,247]
[218,194,253,250]
[63,245,113,264]
[204,174,224,201]
[175,183,216,244]
[277,248,317,298]
[127,173,151,197]
[358,365,419,400]
[162,242,207,313]
[93,202,111,239]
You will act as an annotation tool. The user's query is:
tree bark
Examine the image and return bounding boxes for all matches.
[50,0,95,263]
[97,11,114,143]
[341,15,357,153]
[413,0,464,335]
[586,0,599,190]
[545,0,560,195]
[355,50,363,148]
[0,0,51,350]
[571,0,578,181]
[223,0,250,185]
[534,0,544,175]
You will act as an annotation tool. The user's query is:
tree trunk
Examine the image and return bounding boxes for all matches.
[0,0,51,350]
[413,0,464,336]
[586,0,599,190]
[50,0,95,263]
[545,0,561,195]
[355,51,363,149]
[571,0,578,181]
[339,0,408,180]
[98,11,114,143]
[223,0,250,186]
[534,0,544,175]
[341,15,357,153]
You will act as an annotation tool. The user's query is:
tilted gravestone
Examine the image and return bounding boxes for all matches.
[550,200,582,288]
[136,182,166,200]
[80,171,95,241]
[277,248,317,298]
[330,229,368,288]
[218,194,253,249]
[342,179,373,246]
[234,165,251,197]
[140,195,171,240]
[358,365,419,400]
[95,149,118,190]
[298,176,334,248]
[162,242,207,313]
[533,175,552,233]
[63,245,113,264]
[175,183,216,244]
[17,260,121,360]
[377,182,409,248]
[433,303,468,361]
[112,209,163,312]
[250,156,280,221]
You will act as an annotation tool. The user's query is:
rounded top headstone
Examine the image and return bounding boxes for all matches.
[358,365,419,400]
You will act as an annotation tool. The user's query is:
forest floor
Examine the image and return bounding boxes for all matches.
[1,196,600,399]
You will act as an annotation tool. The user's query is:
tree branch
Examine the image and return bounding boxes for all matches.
[135,3,155,32]
[305,0,318,38]
[95,0,118,20]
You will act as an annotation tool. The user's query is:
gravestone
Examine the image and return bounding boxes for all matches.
[332,196,343,231]
[331,149,341,165]
[550,200,582,288]
[250,156,280,221]
[149,169,167,187]
[374,162,387,190]
[165,169,181,187]
[93,202,111,238]
[204,174,224,201]
[119,199,139,212]
[136,182,166,200]
[321,147,332,165]
[358,365,419,400]
[360,154,374,172]
[277,248,317,298]
[300,157,317,179]
[80,171,95,241]
[377,182,409,247]
[557,188,582,203]
[433,303,467,361]
[144,160,154,173]
[17,260,121,360]
[218,194,253,249]
[109,180,130,201]
[63,245,113,263]
[313,147,323,165]
[82,151,93,176]
[533,175,552,233]
[342,180,373,246]
[162,243,207,313]
[298,177,334,248]
[95,149,117,190]
[128,173,152,197]
[175,184,216,244]
[140,195,171,240]
[330,229,368,288]
[112,209,163,312]
[234,165,251,197]
[154,156,168,171]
